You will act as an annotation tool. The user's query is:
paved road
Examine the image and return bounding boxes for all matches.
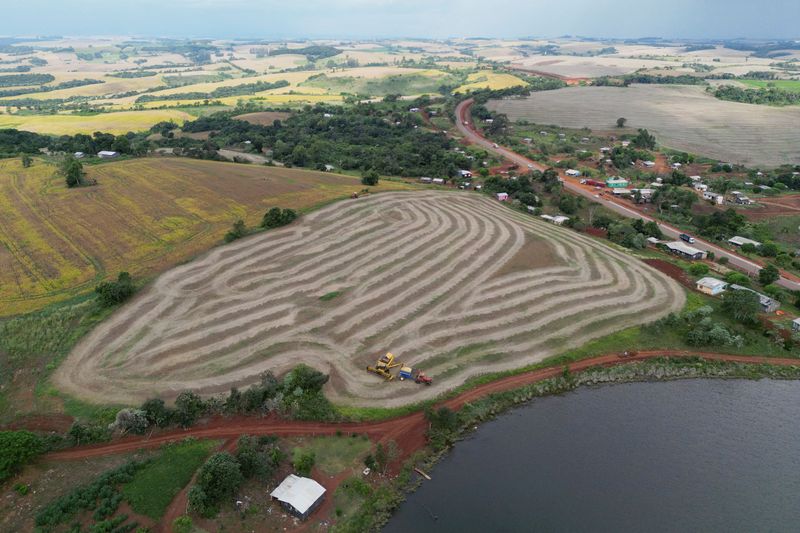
[455,99,800,291]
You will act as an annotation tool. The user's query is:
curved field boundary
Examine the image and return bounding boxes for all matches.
[53,191,684,406]
[46,351,800,462]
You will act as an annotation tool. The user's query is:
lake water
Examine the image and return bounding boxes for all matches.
[384,380,800,533]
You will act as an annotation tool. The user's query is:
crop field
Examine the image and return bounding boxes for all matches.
[0,158,413,315]
[740,79,800,93]
[53,191,684,407]
[233,111,292,125]
[454,71,528,93]
[301,69,455,96]
[0,110,192,135]
[488,85,800,167]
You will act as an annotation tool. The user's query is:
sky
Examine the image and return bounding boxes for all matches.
[0,0,797,40]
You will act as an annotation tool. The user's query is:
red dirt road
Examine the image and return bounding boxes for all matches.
[45,351,800,464]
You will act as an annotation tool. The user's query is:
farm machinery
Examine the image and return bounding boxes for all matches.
[366,352,433,385]
[367,352,402,381]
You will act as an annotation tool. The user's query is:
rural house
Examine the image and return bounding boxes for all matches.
[565,169,581,177]
[702,191,724,205]
[728,236,761,248]
[419,177,432,184]
[459,170,472,178]
[97,150,119,159]
[540,214,569,225]
[606,177,629,188]
[729,285,780,313]
[642,161,656,168]
[496,192,509,202]
[432,178,445,185]
[696,277,728,296]
[793,318,800,332]
[270,474,326,520]
[664,241,707,260]
[73,151,85,159]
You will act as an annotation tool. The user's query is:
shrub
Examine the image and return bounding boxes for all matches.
[95,272,135,307]
[172,516,193,533]
[109,408,149,435]
[195,452,243,505]
[759,264,780,286]
[361,169,380,186]
[725,272,750,286]
[722,289,761,324]
[689,263,710,276]
[224,219,247,243]
[262,207,298,228]
[293,449,316,477]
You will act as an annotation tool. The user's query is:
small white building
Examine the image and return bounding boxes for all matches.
[792,318,800,332]
[458,170,472,178]
[324,164,335,172]
[419,177,433,184]
[565,169,581,177]
[270,475,326,520]
[73,151,85,159]
[642,161,656,168]
[703,191,724,205]
[728,236,761,248]
[665,241,707,260]
[621,140,631,147]
[600,147,611,153]
[496,192,509,202]
[432,178,445,185]
[689,175,703,182]
[611,188,632,196]
[694,183,708,192]
[696,277,728,296]
[97,150,119,159]
[671,162,682,169]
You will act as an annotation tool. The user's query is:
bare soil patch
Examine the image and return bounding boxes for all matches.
[233,111,291,126]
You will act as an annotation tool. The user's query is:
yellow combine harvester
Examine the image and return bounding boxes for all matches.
[366,352,402,381]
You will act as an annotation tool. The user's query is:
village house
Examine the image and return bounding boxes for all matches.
[728,236,761,248]
[664,241,707,260]
[97,150,119,159]
[270,475,326,520]
[496,192,509,201]
[696,277,728,296]
[606,177,629,188]
[729,285,780,313]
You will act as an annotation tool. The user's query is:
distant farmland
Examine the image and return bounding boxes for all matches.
[0,158,413,315]
[488,85,800,167]
[0,109,192,135]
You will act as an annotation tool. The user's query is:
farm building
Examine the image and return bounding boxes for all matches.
[702,191,724,205]
[728,236,761,248]
[664,241,707,260]
[793,318,800,332]
[324,164,336,172]
[419,177,433,184]
[696,277,728,296]
[611,188,631,196]
[540,214,569,225]
[729,285,780,313]
[565,169,581,177]
[496,192,509,202]
[606,177,629,188]
[459,170,472,178]
[632,188,655,201]
[694,183,708,192]
[97,151,119,159]
[270,475,326,520]
[690,175,703,182]
[73,151,85,159]
[432,178,445,185]
[642,161,656,168]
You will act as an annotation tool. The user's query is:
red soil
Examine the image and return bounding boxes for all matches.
[643,259,695,289]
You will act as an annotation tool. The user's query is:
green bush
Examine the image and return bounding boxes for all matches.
[689,263,710,276]
[0,430,45,482]
[95,272,135,307]
[293,449,316,477]
[261,207,298,229]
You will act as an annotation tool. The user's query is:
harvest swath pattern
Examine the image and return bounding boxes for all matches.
[54,192,685,406]
[0,158,411,315]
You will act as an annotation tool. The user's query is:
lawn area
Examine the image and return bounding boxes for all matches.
[740,79,800,93]
[293,435,372,476]
[122,439,219,520]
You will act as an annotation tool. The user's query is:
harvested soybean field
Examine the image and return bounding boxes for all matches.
[53,191,685,407]
[487,85,800,167]
[0,157,413,315]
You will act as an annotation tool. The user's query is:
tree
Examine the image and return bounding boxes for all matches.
[235,435,271,479]
[224,219,246,243]
[293,449,315,477]
[689,263,709,276]
[141,398,172,427]
[109,408,149,434]
[60,156,84,188]
[174,391,205,427]
[196,452,244,504]
[558,195,578,214]
[95,271,135,307]
[361,169,380,186]
[616,117,627,128]
[262,207,298,229]
[722,289,761,324]
[0,430,45,482]
[21,154,32,167]
[759,264,780,286]
[631,128,656,150]
[374,440,400,474]
[172,516,193,533]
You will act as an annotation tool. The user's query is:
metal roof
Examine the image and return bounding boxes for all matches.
[696,277,727,290]
[270,475,326,514]
[728,236,761,247]
[665,241,705,256]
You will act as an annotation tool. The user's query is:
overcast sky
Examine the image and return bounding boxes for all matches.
[0,0,797,40]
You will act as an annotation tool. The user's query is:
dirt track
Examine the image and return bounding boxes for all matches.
[53,191,683,407]
[46,350,800,463]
